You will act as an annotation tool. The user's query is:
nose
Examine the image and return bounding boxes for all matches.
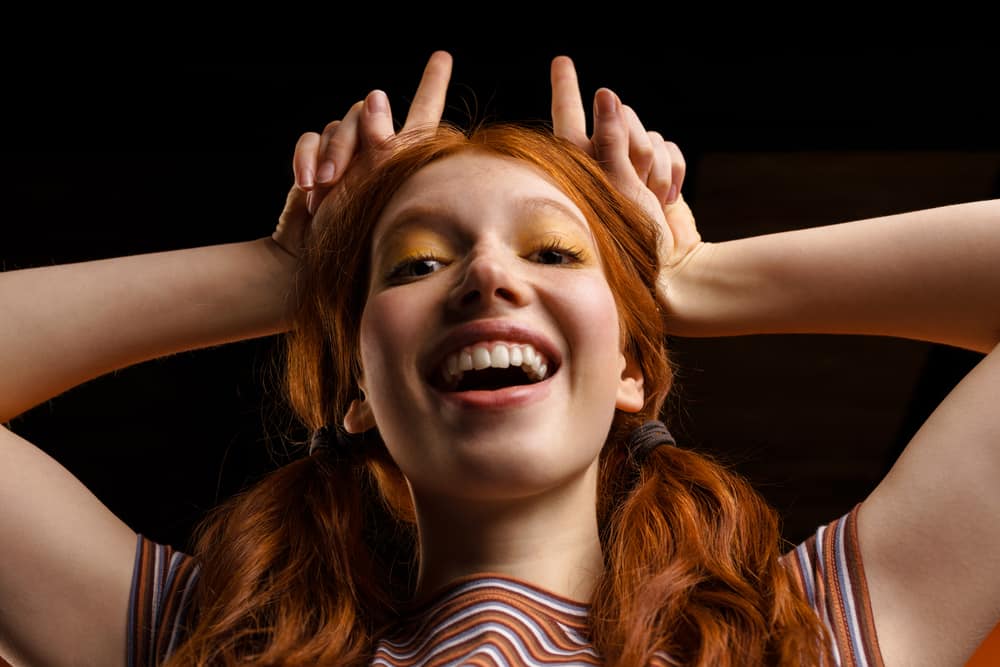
[446,244,530,313]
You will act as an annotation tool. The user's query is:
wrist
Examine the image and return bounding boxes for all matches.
[657,241,717,336]
[658,240,774,338]
[253,237,302,327]
[269,232,300,262]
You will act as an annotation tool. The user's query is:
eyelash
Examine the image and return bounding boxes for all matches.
[386,239,587,282]
[536,239,586,264]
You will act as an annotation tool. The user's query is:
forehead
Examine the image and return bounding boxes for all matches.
[371,152,594,246]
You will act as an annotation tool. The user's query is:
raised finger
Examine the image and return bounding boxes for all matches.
[550,55,589,152]
[360,89,396,153]
[402,50,453,131]
[622,105,655,184]
[646,131,673,205]
[293,131,321,190]
[316,100,364,185]
[591,88,643,195]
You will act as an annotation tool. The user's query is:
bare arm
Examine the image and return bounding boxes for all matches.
[661,198,1000,354]
[0,237,298,424]
[0,236,300,666]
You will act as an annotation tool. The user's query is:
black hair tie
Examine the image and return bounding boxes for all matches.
[308,426,360,464]
[626,419,676,466]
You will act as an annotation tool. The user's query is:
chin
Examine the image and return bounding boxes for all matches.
[427,450,600,503]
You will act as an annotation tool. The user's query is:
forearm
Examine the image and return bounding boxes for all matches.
[0,237,298,421]
[662,199,1000,354]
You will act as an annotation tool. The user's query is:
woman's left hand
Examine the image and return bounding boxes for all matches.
[549,56,706,296]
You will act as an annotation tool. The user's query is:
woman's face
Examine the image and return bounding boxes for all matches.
[345,152,644,501]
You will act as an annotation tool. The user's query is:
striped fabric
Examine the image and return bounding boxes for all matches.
[372,575,672,666]
[127,536,201,667]
[786,503,885,667]
[128,503,882,666]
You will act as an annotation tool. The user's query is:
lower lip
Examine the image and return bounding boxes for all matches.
[431,372,555,410]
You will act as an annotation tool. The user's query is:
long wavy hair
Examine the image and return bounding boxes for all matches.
[163,124,833,666]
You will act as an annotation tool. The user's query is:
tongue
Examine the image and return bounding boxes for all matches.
[455,366,533,392]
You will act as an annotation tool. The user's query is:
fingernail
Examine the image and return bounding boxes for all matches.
[667,184,679,204]
[317,160,336,183]
[301,168,314,189]
[367,90,388,114]
[595,89,617,117]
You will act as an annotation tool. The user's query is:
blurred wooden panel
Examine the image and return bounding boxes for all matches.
[692,151,1000,239]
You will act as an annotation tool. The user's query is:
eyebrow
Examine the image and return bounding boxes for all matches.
[373,196,593,256]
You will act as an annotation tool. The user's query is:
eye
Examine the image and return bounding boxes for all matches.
[387,253,446,281]
[531,239,586,266]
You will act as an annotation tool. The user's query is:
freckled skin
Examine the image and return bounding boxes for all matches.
[347,152,643,503]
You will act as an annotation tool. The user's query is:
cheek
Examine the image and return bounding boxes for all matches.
[359,297,401,377]
[550,275,624,383]
[564,276,621,344]
[358,291,428,398]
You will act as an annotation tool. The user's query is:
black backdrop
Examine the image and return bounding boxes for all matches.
[4,37,998,550]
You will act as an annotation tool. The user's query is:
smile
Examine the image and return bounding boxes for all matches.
[435,341,554,391]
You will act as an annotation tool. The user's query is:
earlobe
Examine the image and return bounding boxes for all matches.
[344,378,376,433]
[615,352,645,413]
[344,396,377,433]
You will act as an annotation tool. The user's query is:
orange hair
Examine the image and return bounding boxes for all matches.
[163,124,833,666]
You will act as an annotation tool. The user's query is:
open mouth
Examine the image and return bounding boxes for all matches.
[428,342,560,393]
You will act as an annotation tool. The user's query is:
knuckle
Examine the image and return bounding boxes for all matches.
[664,141,687,166]
[649,175,671,197]
[649,168,671,188]
[324,137,349,159]
[634,143,655,162]
[295,131,320,151]
[592,135,617,156]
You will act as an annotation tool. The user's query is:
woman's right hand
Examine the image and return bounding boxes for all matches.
[270,51,453,259]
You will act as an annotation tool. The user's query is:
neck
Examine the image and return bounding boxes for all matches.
[410,459,604,605]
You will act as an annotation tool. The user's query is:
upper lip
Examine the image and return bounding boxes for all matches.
[423,319,563,384]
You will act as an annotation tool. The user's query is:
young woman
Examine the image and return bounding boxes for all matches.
[1,51,997,666]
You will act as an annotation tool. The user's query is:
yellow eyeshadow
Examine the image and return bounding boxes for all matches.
[377,217,595,269]
[380,230,448,260]
[519,218,595,261]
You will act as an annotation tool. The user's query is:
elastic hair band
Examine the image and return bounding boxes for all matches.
[308,426,359,464]
[626,419,676,466]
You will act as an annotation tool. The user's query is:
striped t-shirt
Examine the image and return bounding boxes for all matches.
[128,503,883,666]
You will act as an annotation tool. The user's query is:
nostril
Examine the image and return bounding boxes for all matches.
[460,287,516,305]
[447,257,527,311]
[460,290,481,306]
[495,287,516,301]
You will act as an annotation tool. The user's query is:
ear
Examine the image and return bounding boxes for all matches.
[343,378,377,433]
[615,349,645,413]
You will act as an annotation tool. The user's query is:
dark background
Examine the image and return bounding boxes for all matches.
[3,37,997,551]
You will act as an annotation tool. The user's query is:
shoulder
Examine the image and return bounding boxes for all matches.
[780,503,886,667]
[127,533,201,667]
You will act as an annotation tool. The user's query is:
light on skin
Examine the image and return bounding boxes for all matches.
[343,152,645,603]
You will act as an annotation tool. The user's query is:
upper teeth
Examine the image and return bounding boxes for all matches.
[439,342,551,389]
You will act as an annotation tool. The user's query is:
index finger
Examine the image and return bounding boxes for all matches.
[550,55,589,152]
[402,50,453,131]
